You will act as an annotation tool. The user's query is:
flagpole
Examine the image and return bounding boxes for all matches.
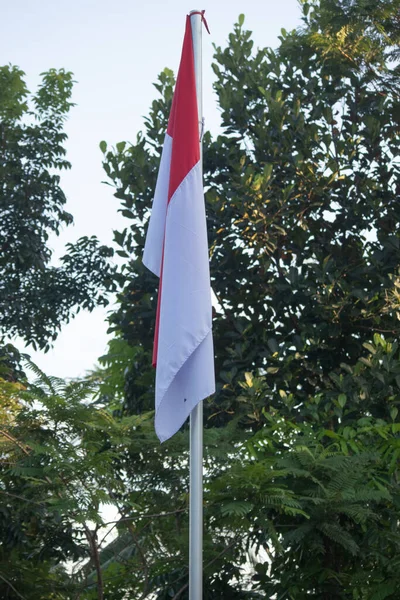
[189,10,203,600]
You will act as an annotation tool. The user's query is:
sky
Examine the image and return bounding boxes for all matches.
[1,0,303,379]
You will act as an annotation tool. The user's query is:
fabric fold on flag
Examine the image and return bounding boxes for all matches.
[143,15,215,442]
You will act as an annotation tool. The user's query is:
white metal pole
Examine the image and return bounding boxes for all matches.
[189,10,203,600]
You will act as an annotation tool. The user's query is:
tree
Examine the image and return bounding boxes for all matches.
[97,0,400,597]
[0,363,142,600]
[0,66,115,352]
[0,64,118,599]
[2,1,399,597]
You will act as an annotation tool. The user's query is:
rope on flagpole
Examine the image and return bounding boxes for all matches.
[189,9,210,34]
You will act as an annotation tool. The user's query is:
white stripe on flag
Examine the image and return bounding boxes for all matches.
[143,134,172,277]
[154,160,214,441]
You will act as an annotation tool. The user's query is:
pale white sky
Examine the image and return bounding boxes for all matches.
[1,0,302,378]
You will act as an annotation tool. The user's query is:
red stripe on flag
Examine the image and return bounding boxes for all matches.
[153,15,200,367]
[166,15,200,202]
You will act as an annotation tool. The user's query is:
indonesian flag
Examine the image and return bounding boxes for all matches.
[143,15,215,442]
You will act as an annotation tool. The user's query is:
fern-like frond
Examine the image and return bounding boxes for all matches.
[318,522,359,555]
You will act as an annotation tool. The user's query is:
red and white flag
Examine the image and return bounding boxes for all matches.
[143,15,215,442]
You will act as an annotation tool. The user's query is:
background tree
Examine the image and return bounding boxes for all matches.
[0,363,145,600]
[0,65,117,599]
[97,0,400,597]
[0,66,115,352]
[2,0,400,597]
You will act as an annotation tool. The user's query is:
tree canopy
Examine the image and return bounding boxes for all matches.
[0,66,114,351]
[97,0,400,596]
[2,0,400,598]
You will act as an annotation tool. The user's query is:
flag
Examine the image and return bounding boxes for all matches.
[143,15,215,442]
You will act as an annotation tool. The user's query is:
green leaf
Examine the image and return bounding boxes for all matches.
[264,162,273,180]
[362,342,376,355]
[244,372,253,387]
[221,501,253,517]
[116,141,126,153]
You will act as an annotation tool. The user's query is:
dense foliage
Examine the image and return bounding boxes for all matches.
[0,364,140,599]
[97,0,400,597]
[0,66,114,351]
[0,64,116,599]
[1,0,400,598]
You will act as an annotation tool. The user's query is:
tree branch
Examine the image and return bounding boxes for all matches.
[84,525,104,600]
[0,573,27,600]
[127,523,150,600]
[103,507,187,526]
[0,490,43,505]
[0,429,31,455]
